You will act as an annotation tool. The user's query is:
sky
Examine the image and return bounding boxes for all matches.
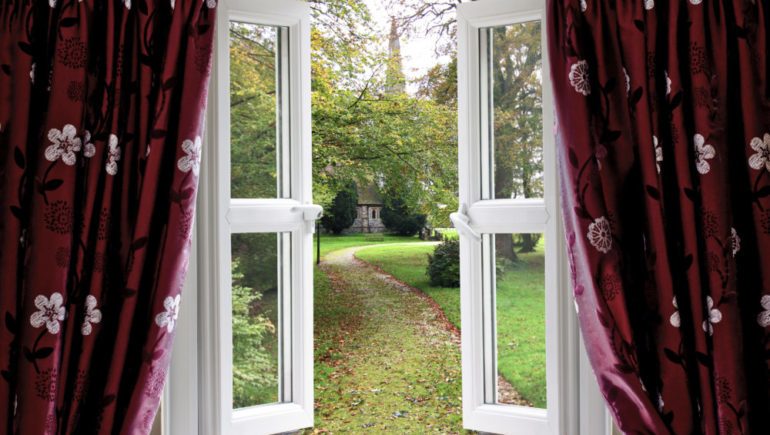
[363,0,453,93]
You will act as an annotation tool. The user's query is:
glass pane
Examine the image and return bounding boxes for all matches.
[483,21,543,200]
[229,22,289,198]
[484,233,546,408]
[231,232,290,409]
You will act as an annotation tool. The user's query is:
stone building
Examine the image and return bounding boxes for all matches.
[349,184,385,233]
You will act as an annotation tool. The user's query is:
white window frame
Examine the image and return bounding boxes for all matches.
[455,1,609,434]
[162,0,614,433]
[193,1,316,434]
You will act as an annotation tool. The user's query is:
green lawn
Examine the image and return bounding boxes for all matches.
[356,242,547,408]
[314,233,419,262]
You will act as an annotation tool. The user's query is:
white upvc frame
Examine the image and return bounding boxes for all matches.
[195,1,317,434]
[456,1,600,434]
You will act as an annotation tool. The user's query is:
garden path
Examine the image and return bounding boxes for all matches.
[309,244,526,434]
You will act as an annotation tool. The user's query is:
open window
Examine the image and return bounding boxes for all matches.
[453,0,584,433]
[163,0,612,433]
[196,1,317,434]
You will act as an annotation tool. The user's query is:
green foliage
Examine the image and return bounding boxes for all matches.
[229,23,280,199]
[231,260,278,408]
[380,197,426,236]
[309,0,458,227]
[417,58,457,107]
[321,182,358,234]
[426,239,460,287]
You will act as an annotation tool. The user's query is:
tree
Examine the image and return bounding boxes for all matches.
[490,22,543,253]
[321,182,359,234]
[381,196,426,236]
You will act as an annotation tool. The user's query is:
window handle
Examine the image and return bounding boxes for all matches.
[291,204,323,233]
[450,205,481,242]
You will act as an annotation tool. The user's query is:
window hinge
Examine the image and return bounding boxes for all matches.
[450,205,481,242]
[291,204,323,233]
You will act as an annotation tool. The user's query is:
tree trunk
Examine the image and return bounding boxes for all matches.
[495,234,519,262]
[519,233,536,253]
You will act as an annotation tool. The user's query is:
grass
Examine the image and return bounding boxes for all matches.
[314,233,419,262]
[355,241,547,408]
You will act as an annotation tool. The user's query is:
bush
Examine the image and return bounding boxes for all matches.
[381,198,426,236]
[231,260,277,407]
[427,239,460,287]
[321,182,358,234]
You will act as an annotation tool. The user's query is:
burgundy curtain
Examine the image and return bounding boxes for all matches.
[0,1,215,433]
[548,0,770,433]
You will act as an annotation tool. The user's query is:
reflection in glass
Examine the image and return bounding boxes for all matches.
[486,21,543,200]
[487,233,546,408]
[229,22,288,198]
[231,233,288,409]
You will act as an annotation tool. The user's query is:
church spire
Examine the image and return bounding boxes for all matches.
[385,17,405,94]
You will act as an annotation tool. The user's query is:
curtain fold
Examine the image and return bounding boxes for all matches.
[0,1,216,433]
[548,0,770,433]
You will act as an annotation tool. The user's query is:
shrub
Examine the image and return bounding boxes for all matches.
[321,182,358,234]
[231,260,277,407]
[381,198,426,236]
[427,239,460,287]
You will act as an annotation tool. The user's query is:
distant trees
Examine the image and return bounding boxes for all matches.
[381,197,426,236]
[321,182,359,234]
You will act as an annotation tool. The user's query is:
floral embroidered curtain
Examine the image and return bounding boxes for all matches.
[548,0,770,433]
[0,1,216,433]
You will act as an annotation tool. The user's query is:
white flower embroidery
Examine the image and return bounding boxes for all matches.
[702,296,722,336]
[105,134,121,176]
[690,0,703,4]
[623,68,630,95]
[83,130,95,158]
[665,71,672,96]
[670,297,680,328]
[569,60,591,96]
[46,124,82,166]
[206,0,217,8]
[81,295,102,336]
[654,135,663,174]
[748,133,770,171]
[580,0,587,12]
[757,295,770,327]
[155,295,181,333]
[123,0,131,9]
[657,393,664,412]
[177,136,202,176]
[170,0,175,9]
[587,216,613,253]
[30,62,35,84]
[30,292,66,334]
[693,133,715,175]
[730,227,740,257]
[645,0,654,10]
[49,0,56,7]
